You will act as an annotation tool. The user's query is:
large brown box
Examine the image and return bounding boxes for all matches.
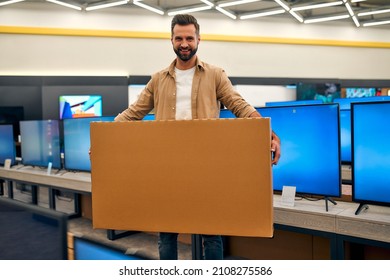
[90,118,273,237]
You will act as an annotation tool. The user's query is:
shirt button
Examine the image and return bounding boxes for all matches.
[172,107,175,110]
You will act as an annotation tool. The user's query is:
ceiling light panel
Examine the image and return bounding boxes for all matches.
[86,0,129,11]
[0,0,25,6]
[46,0,82,11]
[217,0,262,8]
[4,0,389,29]
[291,1,344,12]
[133,0,164,15]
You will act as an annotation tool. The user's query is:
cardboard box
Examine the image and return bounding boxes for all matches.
[90,118,273,237]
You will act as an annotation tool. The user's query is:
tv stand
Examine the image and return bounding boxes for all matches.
[355,203,369,215]
[325,196,337,212]
[107,229,138,241]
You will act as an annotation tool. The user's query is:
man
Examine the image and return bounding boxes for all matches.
[115,14,281,260]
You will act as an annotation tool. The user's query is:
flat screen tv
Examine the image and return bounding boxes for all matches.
[265,100,323,107]
[142,114,155,121]
[0,125,16,166]
[296,82,340,103]
[63,116,115,172]
[334,96,390,163]
[257,104,341,198]
[0,197,68,260]
[59,95,102,119]
[74,237,142,260]
[219,109,236,119]
[345,88,378,98]
[20,120,61,169]
[0,106,24,141]
[351,101,390,214]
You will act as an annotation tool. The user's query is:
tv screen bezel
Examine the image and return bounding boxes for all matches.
[257,103,342,198]
[265,99,324,107]
[334,96,390,165]
[351,101,390,207]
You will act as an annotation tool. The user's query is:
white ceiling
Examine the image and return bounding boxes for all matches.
[2,0,390,28]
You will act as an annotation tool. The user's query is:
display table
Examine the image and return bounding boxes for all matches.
[273,195,390,259]
[0,165,91,193]
[0,165,90,216]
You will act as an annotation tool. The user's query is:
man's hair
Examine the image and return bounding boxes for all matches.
[171,14,200,36]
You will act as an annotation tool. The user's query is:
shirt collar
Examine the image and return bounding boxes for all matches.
[166,57,204,77]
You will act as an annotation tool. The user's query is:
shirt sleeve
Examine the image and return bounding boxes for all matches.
[216,69,256,118]
[114,77,155,121]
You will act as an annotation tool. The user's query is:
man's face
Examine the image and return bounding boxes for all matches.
[171,24,200,62]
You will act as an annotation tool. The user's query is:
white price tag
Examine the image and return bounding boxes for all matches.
[281,186,296,207]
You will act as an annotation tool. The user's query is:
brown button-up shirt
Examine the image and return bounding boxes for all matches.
[115,58,256,121]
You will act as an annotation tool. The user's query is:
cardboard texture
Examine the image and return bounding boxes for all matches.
[90,118,273,237]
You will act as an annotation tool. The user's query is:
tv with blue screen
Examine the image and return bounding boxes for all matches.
[59,95,102,119]
[63,116,115,172]
[143,114,155,121]
[265,100,323,107]
[339,109,352,163]
[219,109,236,119]
[74,237,142,260]
[257,104,341,198]
[20,120,61,169]
[334,96,390,163]
[351,101,390,214]
[0,125,16,166]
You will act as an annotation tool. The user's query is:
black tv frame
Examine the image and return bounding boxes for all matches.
[351,101,390,215]
[0,197,68,260]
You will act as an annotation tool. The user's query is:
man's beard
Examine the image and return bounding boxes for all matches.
[174,46,198,62]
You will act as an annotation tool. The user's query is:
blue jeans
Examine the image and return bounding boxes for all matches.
[158,232,223,260]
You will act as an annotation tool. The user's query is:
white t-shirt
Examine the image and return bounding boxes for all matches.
[175,66,195,120]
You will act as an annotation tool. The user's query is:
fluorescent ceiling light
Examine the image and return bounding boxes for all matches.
[289,10,303,23]
[46,0,82,11]
[351,0,366,2]
[240,9,285,20]
[344,2,354,16]
[200,0,214,6]
[216,6,237,19]
[218,0,261,8]
[363,20,390,27]
[167,5,213,16]
[291,1,343,12]
[352,15,360,27]
[133,0,164,15]
[304,14,350,24]
[358,9,390,17]
[274,0,290,11]
[0,0,25,7]
[86,0,129,11]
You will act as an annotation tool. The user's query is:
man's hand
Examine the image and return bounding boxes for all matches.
[271,131,281,165]
[249,110,281,165]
